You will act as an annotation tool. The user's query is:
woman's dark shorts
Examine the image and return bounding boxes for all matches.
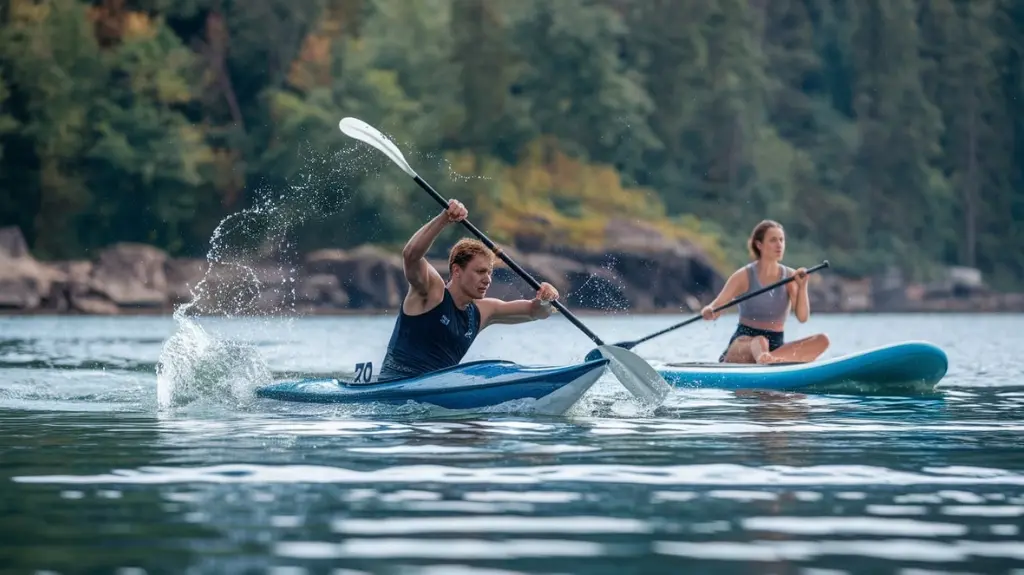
[720,324,784,362]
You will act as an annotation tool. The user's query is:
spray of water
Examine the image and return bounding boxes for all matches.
[155,140,386,411]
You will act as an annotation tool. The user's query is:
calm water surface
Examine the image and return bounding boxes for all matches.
[1,312,1022,574]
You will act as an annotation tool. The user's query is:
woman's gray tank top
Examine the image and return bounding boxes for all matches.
[737,262,791,324]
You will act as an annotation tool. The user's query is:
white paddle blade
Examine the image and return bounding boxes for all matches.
[598,345,672,407]
[339,117,417,178]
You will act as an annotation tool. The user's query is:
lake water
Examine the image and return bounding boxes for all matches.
[1,312,1022,574]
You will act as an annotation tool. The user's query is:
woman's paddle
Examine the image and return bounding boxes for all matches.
[586,260,830,360]
[338,117,671,407]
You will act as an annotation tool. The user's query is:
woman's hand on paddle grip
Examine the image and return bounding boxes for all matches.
[701,305,719,321]
[793,267,808,288]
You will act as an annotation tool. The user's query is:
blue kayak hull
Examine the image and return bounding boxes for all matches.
[658,341,948,395]
[255,358,610,414]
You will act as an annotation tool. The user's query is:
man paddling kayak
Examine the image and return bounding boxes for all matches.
[379,199,560,380]
[701,220,830,364]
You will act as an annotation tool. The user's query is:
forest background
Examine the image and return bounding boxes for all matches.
[1,0,1022,315]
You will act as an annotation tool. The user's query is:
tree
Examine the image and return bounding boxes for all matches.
[0,0,213,257]
[511,0,658,177]
[845,0,950,276]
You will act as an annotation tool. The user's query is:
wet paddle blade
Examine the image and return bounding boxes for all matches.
[598,345,671,407]
[339,117,418,178]
[584,341,639,362]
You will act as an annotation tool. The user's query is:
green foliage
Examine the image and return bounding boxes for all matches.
[0,0,214,257]
[1,0,1024,287]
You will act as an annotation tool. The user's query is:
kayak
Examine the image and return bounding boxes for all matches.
[658,341,948,395]
[255,358,610,414]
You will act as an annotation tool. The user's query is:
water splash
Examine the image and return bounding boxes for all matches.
[424,151,493,184]
[155,318,270,410]
[155,141,381,410]
[567,255,632,312]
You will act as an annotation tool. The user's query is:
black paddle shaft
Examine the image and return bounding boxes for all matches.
[616,259,831,350]
[412,175,607,347]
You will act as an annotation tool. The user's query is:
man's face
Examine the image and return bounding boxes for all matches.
[453,254,493,299]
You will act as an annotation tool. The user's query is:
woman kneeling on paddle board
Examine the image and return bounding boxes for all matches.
[701,220,830,364]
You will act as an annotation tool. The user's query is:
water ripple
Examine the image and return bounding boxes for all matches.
[14,462,1024,486]
[2,314,1023,573]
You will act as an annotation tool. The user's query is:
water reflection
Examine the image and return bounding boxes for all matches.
[4,402,1024,574]
[3,314,1024,573]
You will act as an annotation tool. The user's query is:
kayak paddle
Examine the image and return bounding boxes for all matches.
[585,260,830,361]
[338,117,671,408]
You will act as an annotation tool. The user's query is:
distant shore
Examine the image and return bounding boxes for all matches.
[3,225,1023,317]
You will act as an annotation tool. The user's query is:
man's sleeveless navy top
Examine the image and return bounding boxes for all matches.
[379,288,481,379]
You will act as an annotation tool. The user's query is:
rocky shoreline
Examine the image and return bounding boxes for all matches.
[1,226,1021,317]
